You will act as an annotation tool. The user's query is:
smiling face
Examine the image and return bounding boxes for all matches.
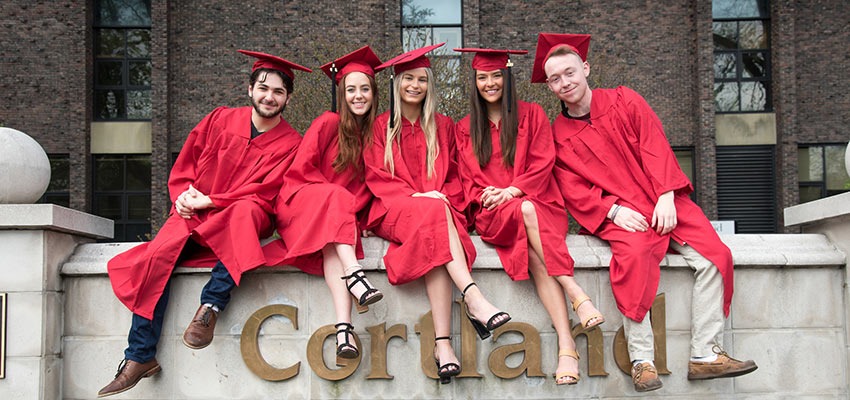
[343,71,373,117]
[475,69,504,104]
[248,71,290,119]
[399,67,429,106]
[543,52,591,106]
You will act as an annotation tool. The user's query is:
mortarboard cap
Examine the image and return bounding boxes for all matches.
[319,46,383,112]
[530,33,591,83]
[453,48,528,71]
[238,49,312,80]
[376,42,446,75]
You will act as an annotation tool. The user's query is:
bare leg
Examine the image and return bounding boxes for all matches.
[520,201,602,327]
[424,266,459,372]
[322,243,355,352]
[439,203,508,326]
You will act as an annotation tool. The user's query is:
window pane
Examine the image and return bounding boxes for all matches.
[713,0,769,19]
[95,195,123,220]
[43,194,70,208]
[95,90,125,120]
[127,90,152,119]
[433,27,462,50]
[403,27,432,51]
[47,156,70,191]
[402,0,461,25]
[124,223,152,242]
[825,145,850,191]
[739,21,766,49]
[125,156,151,190]
[97,29,124,57]
[740,81,766,111]
[798,146,824,182]
[129,61,151,86]
[674,149,695,183]
[714,82,739,112]
[712,22,737,49]
[799,185,823,203]
[127,195,151,220]
[741,52,765,78]
[95,0,152,26]
[96,61,124,86]
[127,29,151,58]
[96,156,125,191]
[714,53,736,79]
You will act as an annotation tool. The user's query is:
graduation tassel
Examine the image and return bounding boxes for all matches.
[389,74,395,130]
[330,63,337,113]
[506,57,514,114]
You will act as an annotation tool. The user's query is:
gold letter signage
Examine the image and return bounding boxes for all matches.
[240,304,300,381]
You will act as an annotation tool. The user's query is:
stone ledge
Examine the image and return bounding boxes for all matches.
[60,233,846,276]
[0,204,113,239]
[784,192,850,227]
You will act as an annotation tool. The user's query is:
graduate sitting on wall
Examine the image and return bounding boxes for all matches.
[262,46,384,360]
[99,50,309,398]
[532,33,757,392]
[453,47,603,386]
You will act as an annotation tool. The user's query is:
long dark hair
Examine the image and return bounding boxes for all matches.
[468,68,519,168]
[333,72,378,177]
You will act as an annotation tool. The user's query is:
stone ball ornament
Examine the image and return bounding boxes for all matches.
[0,127,51,204]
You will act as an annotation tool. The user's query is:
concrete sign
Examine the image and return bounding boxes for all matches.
[0,293,5,379]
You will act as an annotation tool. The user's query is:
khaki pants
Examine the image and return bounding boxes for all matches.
[623,239,725,361]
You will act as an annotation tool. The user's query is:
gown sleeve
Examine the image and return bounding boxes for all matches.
[168,107,224,204]
[363,119,418,200]
[510,103,556,197]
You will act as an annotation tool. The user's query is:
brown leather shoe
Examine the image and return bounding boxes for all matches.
[182,304,218,349]
[97,358,161,398]
[631,361,663,392]
[688,346,758,380]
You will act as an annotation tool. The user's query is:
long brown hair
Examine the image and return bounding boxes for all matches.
[333,72,378,176]
[468,68,518,168]
[384,68,438,178]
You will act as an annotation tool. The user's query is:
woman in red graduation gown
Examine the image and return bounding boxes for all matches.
[263,46,384,359]
[364,43,511,384]
[453,48,603,385]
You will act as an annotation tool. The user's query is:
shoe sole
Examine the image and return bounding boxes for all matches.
[97,364,161,398]
[688,364,758,380]
[635,378,663,392]
[359,292,383,307]
[182,333,212,350]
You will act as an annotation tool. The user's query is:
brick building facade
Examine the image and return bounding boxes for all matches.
[1,0,848,239]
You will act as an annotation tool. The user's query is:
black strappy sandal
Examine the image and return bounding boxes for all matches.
[341,268,384,307]
[461,282,511,340]
[334,322,359,359]
[434,336,461,384]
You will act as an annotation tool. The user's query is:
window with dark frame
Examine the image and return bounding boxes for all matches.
[798,144,850,203]
[93,154,152,242]
[712,0,771,113]
[40,154,71,208]
[93,0,152,121]
[401,0,463,51]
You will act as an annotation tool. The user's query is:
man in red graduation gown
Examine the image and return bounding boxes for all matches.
[98,50,309,398]
[532,33,757,392]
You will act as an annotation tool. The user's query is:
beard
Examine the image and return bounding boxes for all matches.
[251,96,285,119]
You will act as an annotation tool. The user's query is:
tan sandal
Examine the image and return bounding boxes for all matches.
[554,349,580,385]
[572,295,604,330]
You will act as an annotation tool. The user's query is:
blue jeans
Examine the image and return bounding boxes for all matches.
[124,261,235,363]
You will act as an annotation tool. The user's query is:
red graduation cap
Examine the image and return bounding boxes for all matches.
[319,46,383,112]
[238,49,312,80]
[376,42,446,75]
[530,33,591,83]
[453,48,528,71]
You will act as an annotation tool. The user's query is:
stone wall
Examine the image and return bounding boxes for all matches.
[54,234,847,399]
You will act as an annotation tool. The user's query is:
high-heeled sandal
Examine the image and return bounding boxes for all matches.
[334,322,359,359]
[554,348,580,385]
[341,268,383,311]
[434,336,461,384]
[572,295,604,330]
[461,282,511,340]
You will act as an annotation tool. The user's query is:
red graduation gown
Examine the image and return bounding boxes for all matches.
[107,106,301,319]
[262,111,373,274]
[552,86,733,322]
[364,111,475,285]
[456,101,573,281]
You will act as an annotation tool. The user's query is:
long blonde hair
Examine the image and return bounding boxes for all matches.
[384,67,438,179]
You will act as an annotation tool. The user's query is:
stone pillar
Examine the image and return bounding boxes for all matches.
[0,204,112,399]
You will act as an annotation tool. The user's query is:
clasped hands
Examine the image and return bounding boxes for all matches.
[609,191,677,235]
[175,184,214,219]
[480,186,522,210]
